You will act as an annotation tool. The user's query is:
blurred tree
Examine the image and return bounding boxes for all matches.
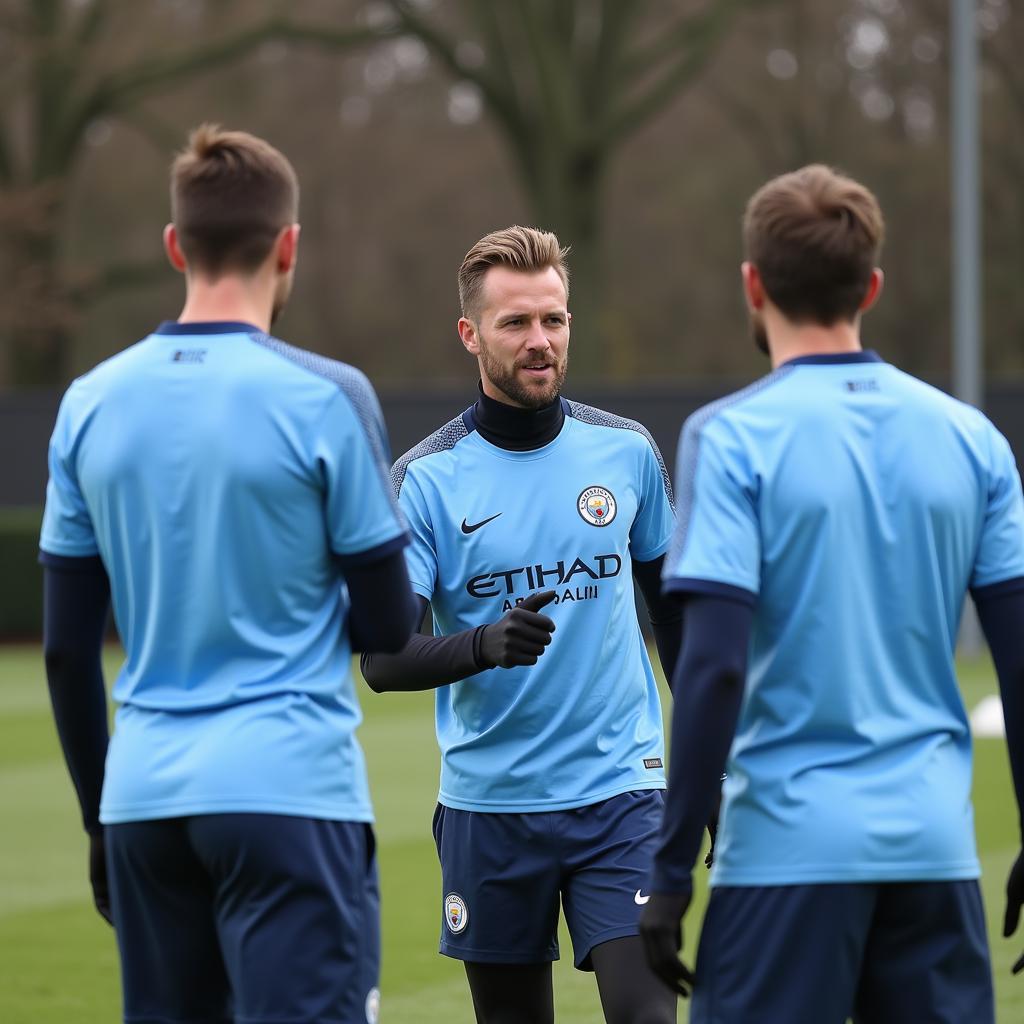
[0,0,381,388]
[371,0,767,375]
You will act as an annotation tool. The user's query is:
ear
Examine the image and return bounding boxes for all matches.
[275,224,300,274]
[859,268,884,314]
[741,261,765,312]
[458,317,481,355]
[163,224,187,273]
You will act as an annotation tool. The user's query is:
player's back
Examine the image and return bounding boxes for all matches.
[675,352,1020,885]
[41,321,403,823]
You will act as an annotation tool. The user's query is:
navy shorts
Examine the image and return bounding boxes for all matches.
[106,815,380,1024]
[691,880,993,1024]
[433,789,664,970]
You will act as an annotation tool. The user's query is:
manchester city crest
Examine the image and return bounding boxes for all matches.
[577,485,617,527]
[444,892,469,934]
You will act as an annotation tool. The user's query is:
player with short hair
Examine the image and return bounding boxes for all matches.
[640,164,1024,1024]
[361,225,683,1023]
[40,124,416,1024]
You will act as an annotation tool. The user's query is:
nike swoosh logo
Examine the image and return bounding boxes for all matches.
[461,513,502,535]
[634,890,650,905]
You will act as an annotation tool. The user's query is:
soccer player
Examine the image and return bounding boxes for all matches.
[639,164,1024,1023]
[40,125,416,1024]
[361,226,682,1024]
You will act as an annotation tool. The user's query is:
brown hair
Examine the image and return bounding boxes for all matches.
[170,124,299,276]
[743,164,884,325]
[458,226,570,320]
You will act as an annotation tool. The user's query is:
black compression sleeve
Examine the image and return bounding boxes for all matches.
[973,578,1024,841]
[341,546,418,653]
[633,554,683,685]
[42,559,112,835]
[650,593,754,894]
[360,595,490,692]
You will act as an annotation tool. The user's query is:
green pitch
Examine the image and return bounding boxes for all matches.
[1,646,1021,1023]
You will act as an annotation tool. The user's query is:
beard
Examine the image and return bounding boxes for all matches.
[478,335,568,409]
[749,310,769,356]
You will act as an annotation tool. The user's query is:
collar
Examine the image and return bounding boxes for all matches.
[780,350,883,367]
[469,383,566,451]
[154,320,262,336]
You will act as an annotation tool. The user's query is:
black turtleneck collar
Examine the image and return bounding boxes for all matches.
[471,383,566,451]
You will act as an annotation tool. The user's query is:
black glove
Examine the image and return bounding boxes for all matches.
[478,590,557,668]
[1004,849,1024,975]
[639,889,695,997]
[89,830,113,926]
[705,783,723,869]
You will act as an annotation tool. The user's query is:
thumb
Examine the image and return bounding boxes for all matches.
[519,589,558,613]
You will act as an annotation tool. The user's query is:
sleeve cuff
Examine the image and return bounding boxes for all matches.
[39,551,106,574]
[971,576,1024,603]
[662,577,758,606]
[333,531,409,568]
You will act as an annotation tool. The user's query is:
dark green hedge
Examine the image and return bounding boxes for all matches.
[0,507,43,639]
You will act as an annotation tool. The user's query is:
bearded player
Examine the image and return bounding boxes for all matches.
[362,226,686,1023]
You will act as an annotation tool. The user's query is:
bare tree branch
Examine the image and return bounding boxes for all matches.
[464,0,517,97]
[607,0,753,143]
[518,0,577,136]
[386,0,527,142]
[52,19,384,181]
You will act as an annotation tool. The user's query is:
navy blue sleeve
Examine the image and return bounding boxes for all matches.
[973,578,1024,841]
[633,554,683,686]
[42,558,111,835]
[341,547,419,654]
[361,596,490,692]
[650,593,754,894]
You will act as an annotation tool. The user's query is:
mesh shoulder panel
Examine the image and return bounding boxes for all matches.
[391,413,471,495]
[566,400,675,509]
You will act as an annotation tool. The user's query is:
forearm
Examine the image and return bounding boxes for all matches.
[362,589,557,692]
[361,623,489,692]
[342,545,418,654]
[974,579,1024,839]
[633,554,684,683]
[42,560,111,835]
[651,593,754,893]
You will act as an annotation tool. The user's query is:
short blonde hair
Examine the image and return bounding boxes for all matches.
[458,226,570,320]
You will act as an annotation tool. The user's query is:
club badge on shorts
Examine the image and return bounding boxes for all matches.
[364,987,380,1024]
[578,485,617,527]
[444,892,469,934]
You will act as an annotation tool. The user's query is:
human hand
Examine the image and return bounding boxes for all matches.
[705,783,723,869]
[478,590,557,668]
[89,830,113,926]
[639,889,695,997]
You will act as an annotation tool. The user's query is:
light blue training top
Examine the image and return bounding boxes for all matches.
[394,400,676,813]
[664,351,1024,885]
[40,321,407,824]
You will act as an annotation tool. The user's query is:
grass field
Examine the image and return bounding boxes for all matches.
[1,644,1022,1023]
